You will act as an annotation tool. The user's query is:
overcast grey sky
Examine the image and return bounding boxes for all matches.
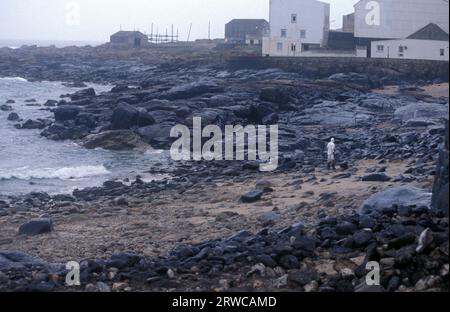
[0,0,357,43]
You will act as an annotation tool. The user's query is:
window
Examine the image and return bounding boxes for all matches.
[300,30,306,39]
[290,43,296,52]
[291,14,297,23]
[440,49,445,56]
[277,42,283,51]
[281,29,287,38]
[398,46,404,57]
[376,45,384,53]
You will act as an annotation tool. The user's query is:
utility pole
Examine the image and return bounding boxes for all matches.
[208,21,211,40]
[187,23,192,42]
[151,23,153,42]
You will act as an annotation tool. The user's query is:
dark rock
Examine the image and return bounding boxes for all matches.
[255,255,277,268]
[398,205,413,217]
[54,106,80,122]
[240,190,263,203]
[288,269,318,286]
[257,212,280,227]
[359,215,377,229]
[18,119,49,130]
[336,221,358,236]
[362,173,392,182]
[7,112,20,121]
[292,236,317,254]
[164,80,223,100]
[0,251,47,271]
[70,88,96,101]
[431,121,449,216]
[82,130,151,151]
[137,123,174,148]
[111,103,139,130]
[41,123,89,140]
[137,109,155,127]
[44,100,58,107]
[260,87,291,105]
[394,103,448,124]
[359,186,432,215]
[0,104,13,111]
[75,113,96,128]
[353,230,374,248]
[19,218,53,236]
[279,255,299,269]
[111,85,130,93]
[388,233,417,249]
[106,253,141,269]
[387,276,401,292]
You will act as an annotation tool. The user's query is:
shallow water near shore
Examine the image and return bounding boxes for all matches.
[0,77,170,196]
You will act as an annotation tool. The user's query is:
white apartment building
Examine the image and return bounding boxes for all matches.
[262,0,330,57]
[354,0,449,60]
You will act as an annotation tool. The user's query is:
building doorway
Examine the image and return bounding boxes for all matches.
[134,38,142,48]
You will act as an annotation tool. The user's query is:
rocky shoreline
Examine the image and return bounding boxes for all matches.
[0,46,448,292]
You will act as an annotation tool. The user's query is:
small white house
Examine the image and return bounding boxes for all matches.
[263,0,330,57]
[371,23,449,61]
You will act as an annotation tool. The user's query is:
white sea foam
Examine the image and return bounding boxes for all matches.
[0,77,28,82]
[0,165,110,181]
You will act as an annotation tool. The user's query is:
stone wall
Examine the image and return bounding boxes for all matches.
[226,56,450,80]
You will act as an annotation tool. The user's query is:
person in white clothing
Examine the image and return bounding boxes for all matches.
[327,138,336,170]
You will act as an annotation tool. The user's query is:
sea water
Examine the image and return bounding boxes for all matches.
[0,77,170,196]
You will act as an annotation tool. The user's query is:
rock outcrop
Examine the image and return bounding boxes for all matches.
[431,121,449,216]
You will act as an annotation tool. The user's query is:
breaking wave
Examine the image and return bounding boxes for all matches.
[0,165,110,181]
[0,77,28,82]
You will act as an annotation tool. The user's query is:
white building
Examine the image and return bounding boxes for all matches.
[354,0,449,59]
[354,0,449,40]
[371,23,449,61]
[262,0,330,57]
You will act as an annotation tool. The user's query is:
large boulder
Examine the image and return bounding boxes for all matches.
[394,103,448,124]
[111,103,138,130]
[137,123,174,148]
[240,190,263,203]
[111,103,155,130]
[7,112,20,121]
[18,218,53,236]
[431,121,449,216]
[359,186,432,215]
[54,106,80,122]
[82,130,152,151]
